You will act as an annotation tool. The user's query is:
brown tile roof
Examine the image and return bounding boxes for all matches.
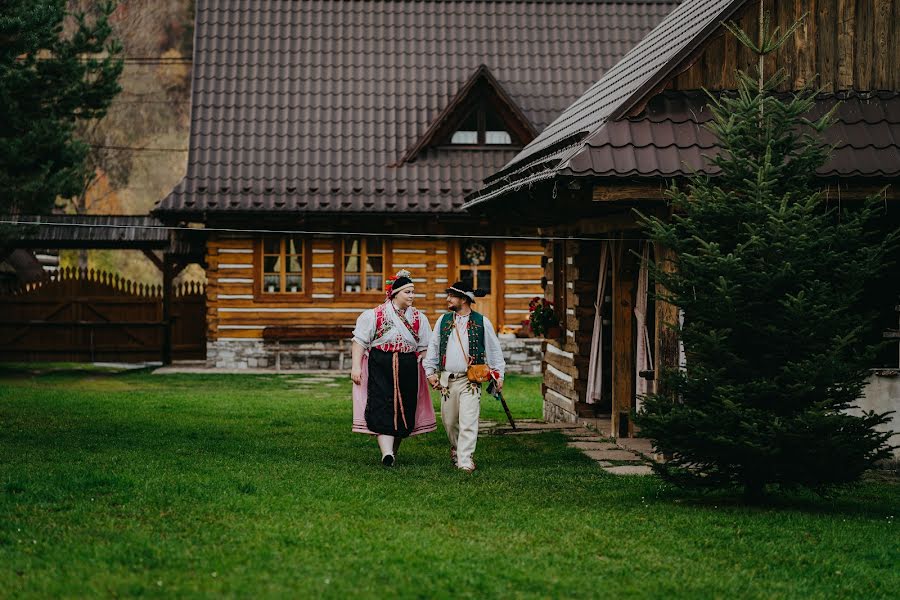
[467,0,746,206]
[154,0,679,218]
[562,90,900,178]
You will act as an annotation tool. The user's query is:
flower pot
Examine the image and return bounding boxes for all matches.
[545,325,562,339]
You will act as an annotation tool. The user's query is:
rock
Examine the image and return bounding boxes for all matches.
[567,441,618,451]
[604,465,654,476]
[583,449,642,461]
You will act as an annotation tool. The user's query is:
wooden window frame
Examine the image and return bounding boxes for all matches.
[441,93,524,149]
[253,237,312,302]
[332,237,393,301]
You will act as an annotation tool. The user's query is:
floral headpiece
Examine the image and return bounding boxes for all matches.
[385,269,414,298]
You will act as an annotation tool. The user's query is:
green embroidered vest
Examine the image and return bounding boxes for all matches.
[438,311,486,368]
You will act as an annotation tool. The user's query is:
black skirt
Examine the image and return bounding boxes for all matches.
[365,348,419,437]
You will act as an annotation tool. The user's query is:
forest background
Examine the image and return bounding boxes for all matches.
[59,0,198,284]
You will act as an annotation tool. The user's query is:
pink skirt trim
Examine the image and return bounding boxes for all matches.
[352,353,437,436]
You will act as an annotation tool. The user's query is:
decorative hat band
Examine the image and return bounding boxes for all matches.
[448,286,475,301]
[385,269,414,298]
[390,282,414,296]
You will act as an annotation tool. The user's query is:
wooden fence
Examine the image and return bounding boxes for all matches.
[0,267,206,363]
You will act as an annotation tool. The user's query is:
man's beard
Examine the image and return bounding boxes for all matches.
[448,304,460,312]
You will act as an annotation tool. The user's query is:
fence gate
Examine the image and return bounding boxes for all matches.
[0,267,206,363]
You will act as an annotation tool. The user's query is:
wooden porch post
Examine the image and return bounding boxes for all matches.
[611,239,637,438]
[162,254,174,365]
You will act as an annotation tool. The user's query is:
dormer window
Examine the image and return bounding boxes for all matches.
[450,104,514,146]
[399,65,536,163]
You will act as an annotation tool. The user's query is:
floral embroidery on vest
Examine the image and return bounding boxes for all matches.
[438,311,486,367]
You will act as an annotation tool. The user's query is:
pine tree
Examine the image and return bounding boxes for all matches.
[635,16,898,501]
[0,1,122,230]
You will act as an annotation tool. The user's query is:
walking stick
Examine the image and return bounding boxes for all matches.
[487,378,516,429]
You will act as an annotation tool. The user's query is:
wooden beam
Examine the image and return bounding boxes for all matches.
[593,184,668,202]
[162,254,174,366]
[873,0,892,89]
[611,239,637,438]
[836,0,855,89]
[142,249,164,272]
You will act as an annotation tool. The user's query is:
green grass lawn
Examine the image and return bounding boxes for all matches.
[1,367,897,598]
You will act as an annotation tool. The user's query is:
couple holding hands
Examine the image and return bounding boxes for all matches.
[350,270,505,471]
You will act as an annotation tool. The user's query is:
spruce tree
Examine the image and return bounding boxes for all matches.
[0,1,122,230]
[635,17,898,500]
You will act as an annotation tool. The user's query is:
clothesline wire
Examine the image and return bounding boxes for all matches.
[0,219,642,242]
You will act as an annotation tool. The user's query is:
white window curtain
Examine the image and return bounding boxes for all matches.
[634,242,654,412]
[585,241,610,404]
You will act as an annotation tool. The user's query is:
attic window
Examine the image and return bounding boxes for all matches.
[448,102,515,146]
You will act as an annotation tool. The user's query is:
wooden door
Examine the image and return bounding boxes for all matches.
[455,240,499,329]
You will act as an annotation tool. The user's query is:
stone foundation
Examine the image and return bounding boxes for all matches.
[207,336,544,373]
[498,334,543,375]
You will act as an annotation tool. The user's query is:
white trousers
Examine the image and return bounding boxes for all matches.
[440,373,481,469]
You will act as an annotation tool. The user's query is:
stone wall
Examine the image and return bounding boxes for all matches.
[207,337,543,373]
[855,371,900,458]
[498,334,543,374]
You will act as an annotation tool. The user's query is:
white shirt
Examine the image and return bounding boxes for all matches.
[351,304,430,354]
[423,311,506,379]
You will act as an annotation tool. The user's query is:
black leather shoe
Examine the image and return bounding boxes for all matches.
[382,454,395,467]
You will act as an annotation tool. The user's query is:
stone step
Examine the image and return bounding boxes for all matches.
[567,441,618,451]
[583,449,643,462]
[603,465,654,476]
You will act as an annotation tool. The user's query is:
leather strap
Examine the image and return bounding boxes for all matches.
[453,318,473,365]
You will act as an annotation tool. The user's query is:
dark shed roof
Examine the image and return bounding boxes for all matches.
[8,215,170,248]
[154,0,679,218]
[562,90,900,178]
[468,0,900,207]
[4,215,210,260]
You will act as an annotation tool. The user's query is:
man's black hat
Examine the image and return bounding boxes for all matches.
[446,280,487,303]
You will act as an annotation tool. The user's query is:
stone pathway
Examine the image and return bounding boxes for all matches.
[481,419,656,476]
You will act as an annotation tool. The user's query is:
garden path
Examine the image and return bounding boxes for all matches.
[481,419,656,476]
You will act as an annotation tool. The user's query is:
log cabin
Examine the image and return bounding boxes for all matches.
[152,0,679,370]
[466,0,900,447]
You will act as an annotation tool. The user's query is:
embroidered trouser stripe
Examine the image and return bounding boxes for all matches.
[441,376,480,469]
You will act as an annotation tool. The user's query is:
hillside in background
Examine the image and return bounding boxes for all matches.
[59,0,200,284]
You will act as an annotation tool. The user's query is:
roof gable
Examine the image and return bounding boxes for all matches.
[469,0,900,207]
[400,65,536,164]
[468,0,745,205]
[154,0,680,217]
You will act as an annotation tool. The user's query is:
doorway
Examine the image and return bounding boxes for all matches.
[453,240,500,328]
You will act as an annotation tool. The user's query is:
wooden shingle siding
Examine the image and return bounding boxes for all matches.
[671,0,900,92]
[206,234,543,340]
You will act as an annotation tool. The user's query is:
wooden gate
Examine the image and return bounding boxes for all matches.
[0,267,206,362]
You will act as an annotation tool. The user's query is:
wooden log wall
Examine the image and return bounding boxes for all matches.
[541,239,604,423]
[669,0,900,92]
[206,235,543,341]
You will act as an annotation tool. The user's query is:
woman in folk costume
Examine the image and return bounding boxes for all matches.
[350,269,437,466]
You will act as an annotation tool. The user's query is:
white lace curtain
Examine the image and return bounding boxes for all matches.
[585,242,609,404]
[586,241,655,410]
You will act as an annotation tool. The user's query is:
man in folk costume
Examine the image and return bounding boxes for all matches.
[423,281,506,472]
[351,270,437,467]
